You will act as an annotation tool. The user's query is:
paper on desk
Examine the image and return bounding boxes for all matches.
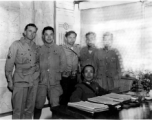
[88,96,120,105]
[104,93,131,101]
[68,101,108,113]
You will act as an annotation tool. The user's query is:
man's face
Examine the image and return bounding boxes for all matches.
[66,33,76,46]
[24,26,37,41]
[83,66,94,81]
[43,30,54,44]
[103,35,113,48]
[86,34,95,47]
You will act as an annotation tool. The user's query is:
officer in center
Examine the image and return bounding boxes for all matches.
[60,31,80,105]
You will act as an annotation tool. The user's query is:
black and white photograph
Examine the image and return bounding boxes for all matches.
[1,0,152,119]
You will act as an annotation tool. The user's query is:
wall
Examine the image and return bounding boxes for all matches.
[80,1,152,73]
[0,1,54,114]
[55,1,81,45]
[34,1,54,45]
[0,1,34,114]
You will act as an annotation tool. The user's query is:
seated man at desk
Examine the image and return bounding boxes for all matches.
[70,65,109,102]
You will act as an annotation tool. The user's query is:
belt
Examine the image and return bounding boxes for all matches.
[62,71,77,77]
[16,63,31,69]
[15,67,37,75]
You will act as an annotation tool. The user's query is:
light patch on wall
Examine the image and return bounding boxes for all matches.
[81,18,152,72]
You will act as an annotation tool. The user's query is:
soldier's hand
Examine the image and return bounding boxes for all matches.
[8,81,13,91]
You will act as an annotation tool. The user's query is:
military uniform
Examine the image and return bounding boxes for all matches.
[5,37,40,119]
[94,48,121,91]
[70,81,109,102]
[35,43,66,109]
[79,46,97,70]
[59,44,80,105]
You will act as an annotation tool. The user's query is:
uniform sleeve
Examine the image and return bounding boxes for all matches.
[98,84,110,96]
[70,87,83,102]
[59,46,67,72]
[115,49,122,77]
[5,42,18,72]
[93,50,99,79]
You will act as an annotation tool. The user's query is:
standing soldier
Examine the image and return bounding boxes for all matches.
[79,32,98,73]
[59,31,80,105]
[34,26,66,119]
[94,32,122,91]
[5,23,40,119]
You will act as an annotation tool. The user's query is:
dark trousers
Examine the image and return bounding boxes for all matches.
[60,75,77,105]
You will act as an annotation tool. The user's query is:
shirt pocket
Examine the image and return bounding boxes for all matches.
[110,57,117,68]
[99,59,104,67]
[52,50,60,64]
[16,50,28,63]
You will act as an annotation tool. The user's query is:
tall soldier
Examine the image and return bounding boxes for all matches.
[5,23,40,119]
[94,32,122,91]
[34,26,67,119]
[79,32,98,72]
[59,31,80,105]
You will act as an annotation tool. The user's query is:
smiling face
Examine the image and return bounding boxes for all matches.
[43,30,54,44]
[24,26,37,41]
[83,66,95,82]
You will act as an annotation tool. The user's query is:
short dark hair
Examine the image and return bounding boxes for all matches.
[81,65,95,81]
[65,31,77,37]
[42,26,54,35]
[24,23,38,31]
[85,32,96,38]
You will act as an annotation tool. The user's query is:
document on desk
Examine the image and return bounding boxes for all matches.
[88,93,131,105]
[68,101,108,113]
[88,96,120,105]
[104,93,132,101]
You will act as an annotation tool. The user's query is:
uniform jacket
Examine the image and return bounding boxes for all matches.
[5,37,40,87]
[79,46,97,70]
[70,81,109,102]
[94,48,121,90]
[61,44,80,73]
[38,43,67,85]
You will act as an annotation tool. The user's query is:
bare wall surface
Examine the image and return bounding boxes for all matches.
[34,1,54,45]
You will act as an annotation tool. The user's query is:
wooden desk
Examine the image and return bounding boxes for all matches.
[51,105,120,119]
[51,100,152,119]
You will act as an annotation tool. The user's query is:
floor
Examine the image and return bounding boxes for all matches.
[0,107,52,119]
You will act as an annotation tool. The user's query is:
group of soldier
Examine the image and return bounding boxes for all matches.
[5,23,121,119]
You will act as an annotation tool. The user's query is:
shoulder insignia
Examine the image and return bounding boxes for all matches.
[7,49,12,59]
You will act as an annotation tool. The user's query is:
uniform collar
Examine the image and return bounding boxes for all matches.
[44,42,55,48]
[103,46,112,51]
[65,44,74,49]
[84,80,93,85]
[20,37,34,46]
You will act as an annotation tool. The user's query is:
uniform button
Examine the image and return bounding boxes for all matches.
[47,69,50,72]
[28,49,30,51]
[30,60,31,61]
[30,54,31,56]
